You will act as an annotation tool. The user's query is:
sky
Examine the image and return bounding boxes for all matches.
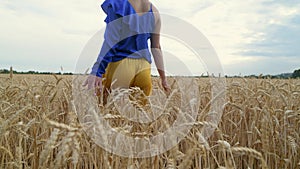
[0,0,299,76]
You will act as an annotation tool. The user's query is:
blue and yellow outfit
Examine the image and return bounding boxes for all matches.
[91,0,155,96]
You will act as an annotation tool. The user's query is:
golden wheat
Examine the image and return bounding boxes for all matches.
[0,74,299,168]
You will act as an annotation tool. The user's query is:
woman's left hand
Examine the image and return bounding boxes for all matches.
[83,75,102,94]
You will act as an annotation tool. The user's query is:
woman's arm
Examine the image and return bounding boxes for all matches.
[150,5,170,92]
[85,5,121,92]
[91,5,121,78]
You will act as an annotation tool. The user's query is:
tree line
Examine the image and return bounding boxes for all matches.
[228,68,299,79]
[292,68,300,78]
[1,68,299,78]
[0,69,73,75]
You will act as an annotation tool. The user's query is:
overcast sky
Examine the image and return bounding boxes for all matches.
[1,0,299,76]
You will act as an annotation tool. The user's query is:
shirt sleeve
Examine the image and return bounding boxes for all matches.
[90,5,121,77]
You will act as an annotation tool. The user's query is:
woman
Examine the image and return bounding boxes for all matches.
[84,0,170,103]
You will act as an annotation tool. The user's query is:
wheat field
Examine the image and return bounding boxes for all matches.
[0,74,299,169]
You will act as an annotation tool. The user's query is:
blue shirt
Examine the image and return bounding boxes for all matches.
[91,0,155,77]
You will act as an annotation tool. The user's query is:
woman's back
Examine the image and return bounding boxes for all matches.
[99,0,156,63]
[128,0,151,15]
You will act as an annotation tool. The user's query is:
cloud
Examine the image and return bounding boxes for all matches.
[0,0,103,72]
[169,0,300,75]
[0,0,299,75]
[240,14,300,58]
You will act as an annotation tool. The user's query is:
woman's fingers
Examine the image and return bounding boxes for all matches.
[87,76,94,90]
[95,78,102,91]
[82,78,92,90]
[82,75,102,92]
[164,85,171,93]
[162,81,171,95]
[82,80,87,87]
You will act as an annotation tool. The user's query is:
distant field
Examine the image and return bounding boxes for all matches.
[0,74,299,168]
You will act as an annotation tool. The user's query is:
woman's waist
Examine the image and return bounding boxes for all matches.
[111,51,152,63]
